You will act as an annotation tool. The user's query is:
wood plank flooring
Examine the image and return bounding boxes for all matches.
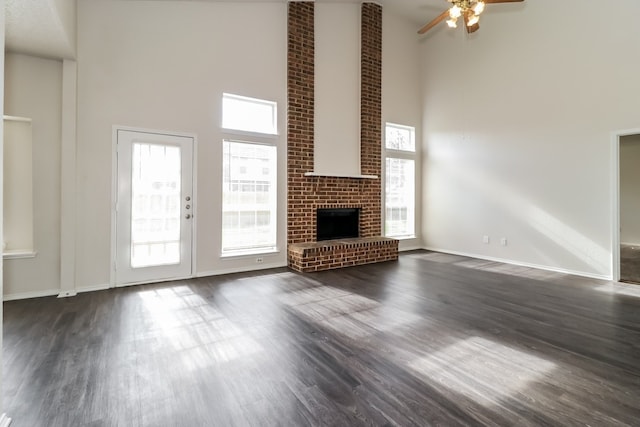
[4,250,640,426]
[621,244,640,284]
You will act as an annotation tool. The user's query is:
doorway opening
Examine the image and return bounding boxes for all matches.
[613,130,640,284]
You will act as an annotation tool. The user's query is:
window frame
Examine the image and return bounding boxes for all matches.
[383,122,417,240]
[220,92,281,257]
[222,92,279,137]
[220,138,278,257]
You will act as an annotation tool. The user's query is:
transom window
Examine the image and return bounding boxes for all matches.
[385,122,415,152]
[222,93,277,135]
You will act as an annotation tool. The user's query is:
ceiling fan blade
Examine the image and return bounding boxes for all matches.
[417,9,449,34]
[484,0,524,3]
[466,22,480,33]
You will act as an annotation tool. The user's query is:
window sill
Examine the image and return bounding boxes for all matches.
[386,235,416,241]
[3,250,37,260]
[221,128,279,140]
[220,248,280,259]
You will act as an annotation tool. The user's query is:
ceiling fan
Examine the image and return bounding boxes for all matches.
[418,0,524,35]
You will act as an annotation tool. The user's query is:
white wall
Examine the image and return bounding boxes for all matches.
[420,0,640,278]
[382,10,423,250]
[53,0,76,57]
[76,0,287,289]
[3,118,33,253]
[3,53,62,298]
[620,135,640,245]
[314,3,361,176]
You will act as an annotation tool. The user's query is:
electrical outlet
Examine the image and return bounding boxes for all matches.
[483,235,490,244]
[256,257,264,263]
[501,238,507,246]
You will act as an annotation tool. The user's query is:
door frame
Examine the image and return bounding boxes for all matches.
[110,125,198,287]
[611,128,640,283]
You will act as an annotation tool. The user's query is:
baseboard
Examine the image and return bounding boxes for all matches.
[398,244,424,252]
[196,261,287,278]
[0,413,11,427]
[3,289,60,302]
[421,246,612,281]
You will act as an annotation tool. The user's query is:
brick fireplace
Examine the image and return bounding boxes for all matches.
[287,2,398,273]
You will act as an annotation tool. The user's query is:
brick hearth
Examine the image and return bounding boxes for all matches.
[287,2,398,272]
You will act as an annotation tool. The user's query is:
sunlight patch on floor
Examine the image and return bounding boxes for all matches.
[595,283,640,299]
[408,336,556,406]
[138,286,263,368]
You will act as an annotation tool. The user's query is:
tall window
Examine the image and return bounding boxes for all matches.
[385,123,416,239]
[221,93,278,254]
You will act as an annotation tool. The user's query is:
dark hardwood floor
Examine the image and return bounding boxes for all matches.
[4,251,640,426]
[621,244,640,284]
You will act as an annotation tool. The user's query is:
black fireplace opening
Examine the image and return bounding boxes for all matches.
[316,208,360,241]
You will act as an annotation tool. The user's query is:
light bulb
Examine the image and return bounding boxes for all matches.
[467,14,479,26]
[449,5,462,19]
[446,18,458,28]
[473,1,485,15]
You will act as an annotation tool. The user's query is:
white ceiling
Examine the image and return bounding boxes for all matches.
[3,0,450,60]
[209,0,448,25]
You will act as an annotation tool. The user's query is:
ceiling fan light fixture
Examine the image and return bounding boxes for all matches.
[449,5,462,19]
[417,0,524,36]
[472,1,485,15]
[467,14,480,26]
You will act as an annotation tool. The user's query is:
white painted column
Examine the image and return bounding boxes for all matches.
[59,60,78,298]
[0,1,13,424]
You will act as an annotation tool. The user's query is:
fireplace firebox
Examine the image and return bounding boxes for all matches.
[316,208,360,241]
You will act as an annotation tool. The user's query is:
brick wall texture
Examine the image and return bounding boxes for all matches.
[287,2,397,272]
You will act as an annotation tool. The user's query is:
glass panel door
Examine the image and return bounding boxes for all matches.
[116,130,193,285]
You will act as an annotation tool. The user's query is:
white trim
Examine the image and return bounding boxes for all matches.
[110,126,118,288]
[3,115,30,123]
[3,250,37,260]
[222,92,279,136]
[196,261,286,278]
[611,128,640,283]
[3,289,59,301]
[77,283,111,294]
[60,59,78,296]
[111,125,198,287]
[114,276,193,289]
[191,134,199,277]
[304,172,378,179]
[220,248,280,259]
[0,413,12,427]
[221,128,280,141]
[422,246,612,281]
[398,243,423,252]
